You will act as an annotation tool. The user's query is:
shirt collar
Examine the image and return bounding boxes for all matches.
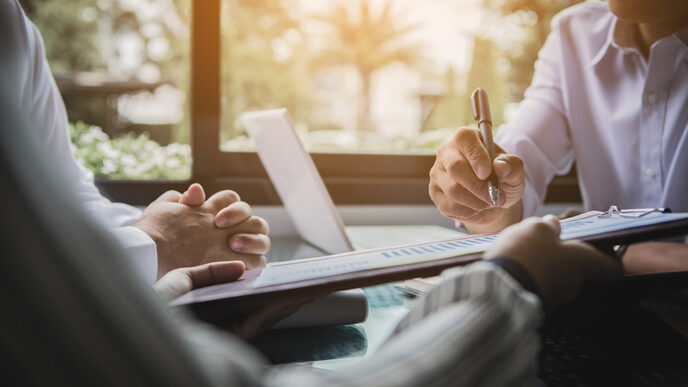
[588,17,688,68]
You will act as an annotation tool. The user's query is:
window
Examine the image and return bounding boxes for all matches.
[29,0,582,206]
[22,0,192,181]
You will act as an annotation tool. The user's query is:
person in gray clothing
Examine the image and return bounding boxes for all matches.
[0,1,619,385]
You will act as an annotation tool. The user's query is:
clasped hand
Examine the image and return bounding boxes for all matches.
[134,183,270,279]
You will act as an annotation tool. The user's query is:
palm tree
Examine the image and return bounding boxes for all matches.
[315,0,423,132]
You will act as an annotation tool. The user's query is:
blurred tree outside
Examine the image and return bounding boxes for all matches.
[220,0,312,142]
[424,37,507,132]
[313,0,424,132]
[20,0,593,174]
[422,68,467,132]
[483,0,584,101]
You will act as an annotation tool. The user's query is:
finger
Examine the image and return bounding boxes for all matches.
[558,208,583,219]
[204,190,241,213]
[517,216,560,239]
[429,184,478,220]
[432,163,492,212]
[230,233,271,255]
[215,201,252,228]
[152,190,182,204]
[179,183,206,206]
[227,216,270,235]
[187,261,246,288]
[438,146,493,205]
[452,128,492,180]
[542,215,562,236]
[226,253,267,269]
[492,154,524,184]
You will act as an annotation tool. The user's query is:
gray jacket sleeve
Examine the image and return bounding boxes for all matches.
[181,262,542,387]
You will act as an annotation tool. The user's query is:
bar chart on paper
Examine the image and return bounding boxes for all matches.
[253,234,499,288]
[253,210,688,288]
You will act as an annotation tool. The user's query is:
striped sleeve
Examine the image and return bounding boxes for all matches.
[265,262,543,387]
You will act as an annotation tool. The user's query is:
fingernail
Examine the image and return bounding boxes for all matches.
[495,160,510,177]
[216,218,229,227]
[231,239,244,250]
[476,165,488,180]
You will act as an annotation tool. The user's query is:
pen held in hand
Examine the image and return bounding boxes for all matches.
[471,87,500,206]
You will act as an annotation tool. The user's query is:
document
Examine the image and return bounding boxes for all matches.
[254,210,688,288]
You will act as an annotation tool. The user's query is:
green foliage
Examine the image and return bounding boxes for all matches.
[69,121,190,179]
[19,0,102,72]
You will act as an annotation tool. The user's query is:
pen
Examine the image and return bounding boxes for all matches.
[471,87,500,206]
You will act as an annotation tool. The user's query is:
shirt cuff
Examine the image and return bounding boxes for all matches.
[111,226,158,285]
[487,257,541,298]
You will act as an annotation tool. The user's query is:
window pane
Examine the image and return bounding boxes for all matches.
[220,0,580,155]
[23,0,191,179]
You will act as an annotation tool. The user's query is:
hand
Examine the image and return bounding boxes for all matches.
[484,216,621,309]
[622,242,688,274]
[429,127,525,233]
[154,260,245,302]
[154,260,312,338]
[134,184,270,279]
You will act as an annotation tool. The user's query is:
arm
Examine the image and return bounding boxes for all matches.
[10,6,271,282]
[623,242,688,274]
[179,218,619,387]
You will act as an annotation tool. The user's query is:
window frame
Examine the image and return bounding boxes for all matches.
[96,0,581,206]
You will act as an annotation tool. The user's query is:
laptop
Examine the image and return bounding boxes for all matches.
[242,108,353,257]
[241,108,463,259]
[240,109,463,329]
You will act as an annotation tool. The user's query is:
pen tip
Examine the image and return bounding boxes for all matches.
[488,185,500,206]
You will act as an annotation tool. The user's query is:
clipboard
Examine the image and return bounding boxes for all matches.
[172,209,688,323]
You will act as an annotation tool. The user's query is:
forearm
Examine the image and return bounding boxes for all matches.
[623,242,688,274]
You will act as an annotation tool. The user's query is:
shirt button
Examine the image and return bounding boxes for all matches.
[645,167,657,178]
[647,92,660,104]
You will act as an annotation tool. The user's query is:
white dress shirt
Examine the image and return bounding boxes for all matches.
[496,2,688,218]
[1,2,158,284]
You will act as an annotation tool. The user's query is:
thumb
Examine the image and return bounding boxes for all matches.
[179,183,206,206]
[542,214,562,237]
[187,261,246,289]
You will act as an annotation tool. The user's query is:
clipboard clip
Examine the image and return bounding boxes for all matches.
[597,205,671,219]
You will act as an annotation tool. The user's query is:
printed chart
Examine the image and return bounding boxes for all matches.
[253,210,688,288]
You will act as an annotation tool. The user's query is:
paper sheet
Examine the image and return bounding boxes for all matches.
[253,211,688,288]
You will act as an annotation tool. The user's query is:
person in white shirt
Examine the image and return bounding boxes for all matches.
[1,0,270,285]
[429,1,688,274]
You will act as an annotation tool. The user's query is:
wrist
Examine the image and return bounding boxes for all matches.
[133,222,168,270]
[487,256,541,298]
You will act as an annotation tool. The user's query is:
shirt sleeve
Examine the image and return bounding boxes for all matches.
[496,17,576,218]
[110,226,159,284]
[262,262,542,387]
[177,262,542,387]
[4,1,158,281]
